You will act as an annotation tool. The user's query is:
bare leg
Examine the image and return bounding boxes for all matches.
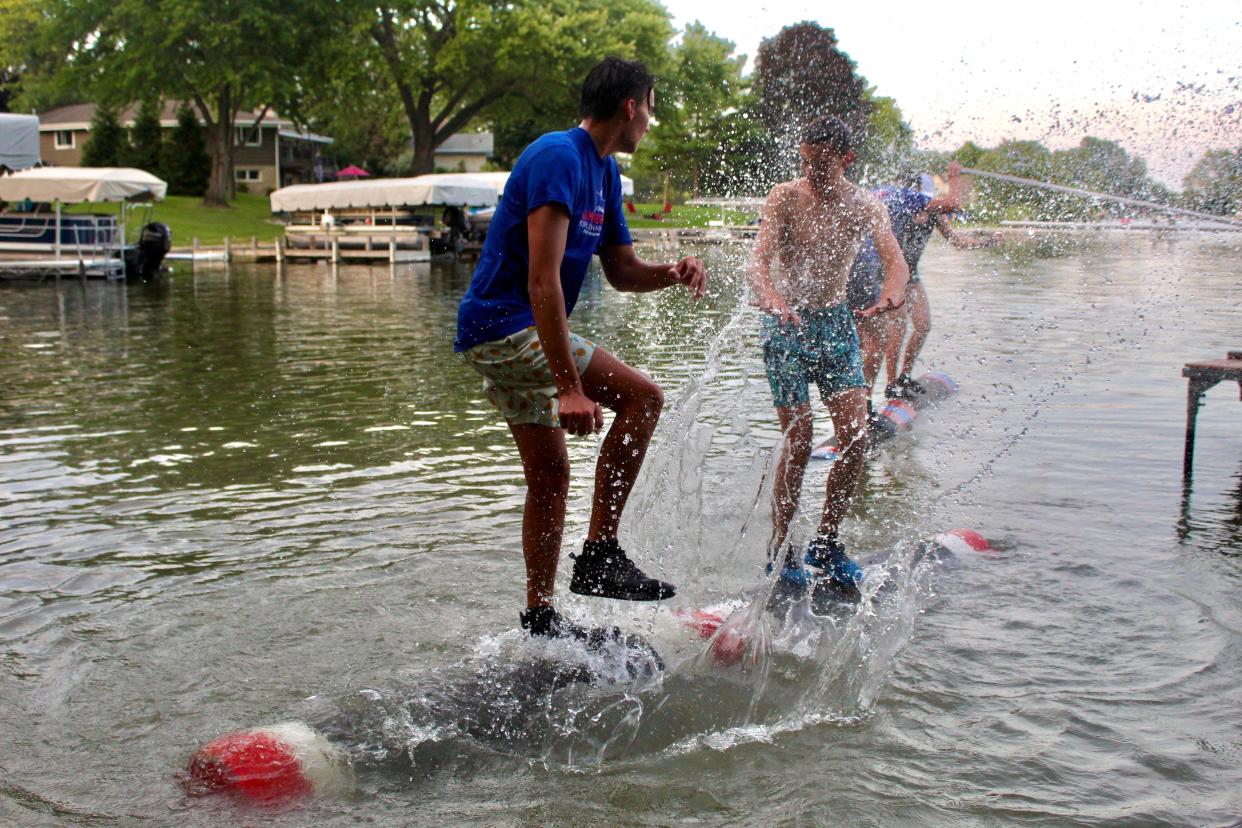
[816,387,868,537]
[899,280,931,378]
[770,403,814,555]
[884,306,912,389]
[857,313,899,395]
[578,347,664,542]
[508,422,570,609]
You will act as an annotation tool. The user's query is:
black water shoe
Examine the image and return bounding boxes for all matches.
[569,537,676,601]
[519,605,666,676]
[520,605,618,647]
[886,374,925,400]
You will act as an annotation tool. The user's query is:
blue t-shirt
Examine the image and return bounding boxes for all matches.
[847,186,933,309]
[454,128,633,351]
[851,186,932,272]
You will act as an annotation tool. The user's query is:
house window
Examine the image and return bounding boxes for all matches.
[54,130,75,150]
[235,168,261,183]
[234,126,262,147]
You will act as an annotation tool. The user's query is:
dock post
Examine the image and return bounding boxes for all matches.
[389,237,396,264]
[224,236,232,262]
[251,236,258,253]
[192,237,199,268]
[331,237,340,264]
[1184,380,1204,479]
[275,236,284,264]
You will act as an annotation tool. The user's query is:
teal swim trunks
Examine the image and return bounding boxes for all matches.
[760,304,866,408]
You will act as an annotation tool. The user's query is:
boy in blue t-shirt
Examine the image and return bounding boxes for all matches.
[455,58,708,645]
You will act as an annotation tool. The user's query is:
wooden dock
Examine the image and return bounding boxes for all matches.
[1182,350,1242,477]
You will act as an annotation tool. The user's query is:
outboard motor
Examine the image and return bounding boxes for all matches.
[137,221,172,279]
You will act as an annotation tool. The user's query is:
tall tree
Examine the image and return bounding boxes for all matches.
[628,22,747,199]
[351,0,672,174]
[0,0,47,112]
[33,0,332,205]
[124,98,164,174]
[753,21,872,176]
[81,105,123,166]
[161,105,210,196]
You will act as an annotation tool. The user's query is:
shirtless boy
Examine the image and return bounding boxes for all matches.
[747,115,910,600]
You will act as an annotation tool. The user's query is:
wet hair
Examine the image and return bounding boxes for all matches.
[580,57,654,121]
[801,115,852,156]
[899,168,924,190]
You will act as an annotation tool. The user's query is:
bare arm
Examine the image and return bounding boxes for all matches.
[598,244,707,298]
[527,204,602,436]
[745,187,798,323]
[936,213,1001,249]
[858,199,910,317]
[924,161,968,215]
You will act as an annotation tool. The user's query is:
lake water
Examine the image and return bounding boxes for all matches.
[2,231,1241,826]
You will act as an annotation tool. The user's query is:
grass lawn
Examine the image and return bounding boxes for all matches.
[625,202,759,229]
[66,195,762,245]
[68,192,286,246]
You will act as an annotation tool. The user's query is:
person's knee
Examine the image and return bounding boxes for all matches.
[624,378,663,424]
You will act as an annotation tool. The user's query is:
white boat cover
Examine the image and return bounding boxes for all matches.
[270,173,499,212]
[0,166,167,203]
[0,114,40,170]
[469,171,634,199]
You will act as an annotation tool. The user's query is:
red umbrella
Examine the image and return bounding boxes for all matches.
[336,164,371,180]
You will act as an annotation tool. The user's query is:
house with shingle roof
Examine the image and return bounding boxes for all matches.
[38,102,333,191]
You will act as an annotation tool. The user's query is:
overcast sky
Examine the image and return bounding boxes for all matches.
[659,0,1240,187]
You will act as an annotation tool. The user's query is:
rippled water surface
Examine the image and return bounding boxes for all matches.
[2,232,1241,826]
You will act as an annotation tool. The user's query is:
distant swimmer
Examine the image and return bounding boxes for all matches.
[747,115,909,603]
[848,162,975,414]
[880,163,1000,400]
[454,58,708,646]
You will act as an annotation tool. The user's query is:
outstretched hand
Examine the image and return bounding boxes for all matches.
[856,287,906,318]
[669,256,708,299]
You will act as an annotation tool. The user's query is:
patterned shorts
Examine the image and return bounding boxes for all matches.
[760,304,866,409]
[463,326,596,427]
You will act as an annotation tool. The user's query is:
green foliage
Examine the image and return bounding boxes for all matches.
[1182,148,1242,216]
[81,105,124,166]
[0,0,50,112]
[32,0,334,203]
[949,136,1173,221]
[628,22,748,198]
[347,0,673,174]
[161,105,209,197]
[124,98,163,174]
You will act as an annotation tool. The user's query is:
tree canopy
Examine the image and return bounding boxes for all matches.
[334,0,673,175]
[1182,148,1242,216]
[627,22,748,198]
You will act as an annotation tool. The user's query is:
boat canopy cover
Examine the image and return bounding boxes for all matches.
[468,171,634,199]
[270,174,500,212]
[0,166,167,203]
[0,114,41,171]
